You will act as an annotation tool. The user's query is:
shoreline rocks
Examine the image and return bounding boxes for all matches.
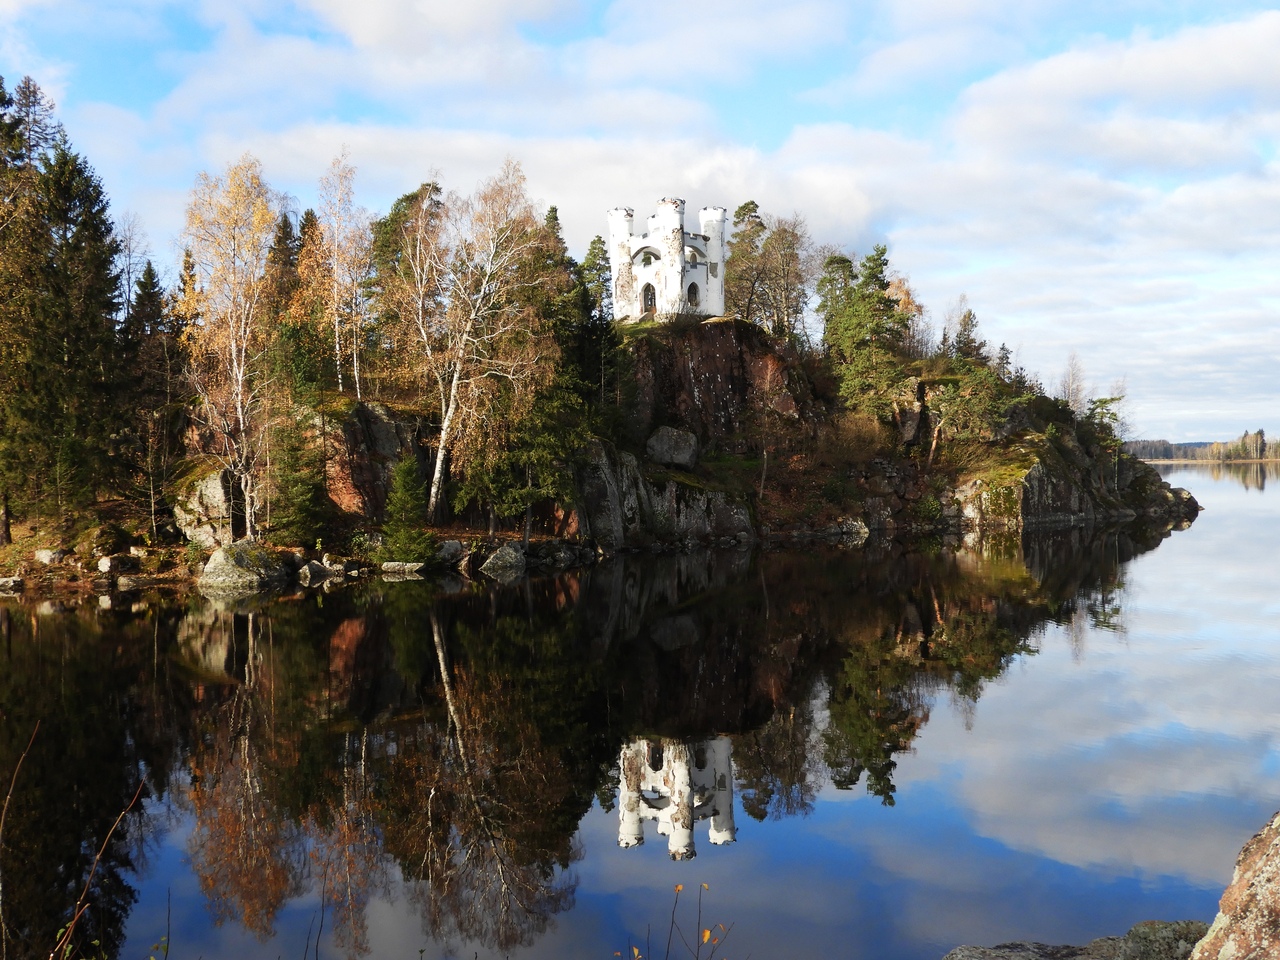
[1190,809,1280,960]
[196,541,291,599]
[942,921,1209,960]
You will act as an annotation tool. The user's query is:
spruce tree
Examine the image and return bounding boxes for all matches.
[581,235,612,323]
[264,210,300,317]
[379,454,435,562]
[0,79,126,516]
[269,421,328,547]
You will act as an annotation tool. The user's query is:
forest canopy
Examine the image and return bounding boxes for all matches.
[0,72,1146,551]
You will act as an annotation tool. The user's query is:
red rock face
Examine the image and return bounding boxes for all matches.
[1192,810,1280,960]
[313,402,427,519]
[627,319,818,451]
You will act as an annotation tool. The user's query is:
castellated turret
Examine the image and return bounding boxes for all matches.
[608,199,727,321]
[617,737,737,859]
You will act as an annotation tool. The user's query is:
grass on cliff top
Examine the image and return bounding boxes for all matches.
[946,434,1040,489]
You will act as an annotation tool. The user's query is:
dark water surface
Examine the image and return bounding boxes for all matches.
[1,464,1277,960]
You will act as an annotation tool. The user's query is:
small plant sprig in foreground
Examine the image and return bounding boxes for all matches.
[615,882,735,960]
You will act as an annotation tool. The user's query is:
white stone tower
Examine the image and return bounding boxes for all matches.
[617,736,737,859]
[608,200,727,321]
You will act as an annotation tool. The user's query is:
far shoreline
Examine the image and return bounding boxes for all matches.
[1145,458,1280,464]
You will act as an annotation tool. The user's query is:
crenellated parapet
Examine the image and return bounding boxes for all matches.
[608,199,727,321]
[618,736,736,859]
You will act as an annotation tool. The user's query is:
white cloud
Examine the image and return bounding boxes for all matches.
[301,0,576,48]
[13,0,1280,438]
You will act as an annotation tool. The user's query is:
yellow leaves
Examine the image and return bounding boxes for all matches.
[674,883,683,893]
[701,882,709,890]
[702,929,711,944]
[632,947,642,959]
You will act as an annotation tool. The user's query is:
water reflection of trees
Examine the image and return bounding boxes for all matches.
[0,521,1168,957]
[1158,460,1268,491]
[0,602,187,960]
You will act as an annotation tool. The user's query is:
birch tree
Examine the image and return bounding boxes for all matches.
[318,152,372,398]
[181,154,278,538]
[1057,351,1088,417]
[384,161,554,518]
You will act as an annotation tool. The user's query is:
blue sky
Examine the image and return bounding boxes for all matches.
[4,0,1280,440]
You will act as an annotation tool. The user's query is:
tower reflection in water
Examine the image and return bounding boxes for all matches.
[618,737,737,859]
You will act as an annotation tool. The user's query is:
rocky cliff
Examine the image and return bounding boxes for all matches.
[624,317,820,451]
[571,321,1199,550]
[174,401,428,547]
[952,439,1200,533]
[574,442,755,550]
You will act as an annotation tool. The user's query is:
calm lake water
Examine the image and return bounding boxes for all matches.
[2,463,1278,960]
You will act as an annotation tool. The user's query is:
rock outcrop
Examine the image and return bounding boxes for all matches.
[955,451,1199,533]
[626,318,817,451]
[646,426,700,470]
[316,401,427,519]
[197,541,291,599]
[1190,810,1280,960]
[175,403,429,548]
[575,443,754,550]
[479,543,526,583]
[173,467,235,548]
[943,921,1208,960]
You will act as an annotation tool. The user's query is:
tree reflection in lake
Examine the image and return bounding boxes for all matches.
[0,520,1178,958]
[1156,460,1268,491]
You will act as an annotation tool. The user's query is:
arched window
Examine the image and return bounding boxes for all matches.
[687,282,700,309]
[642,283,657,314]
[647,741,664,771]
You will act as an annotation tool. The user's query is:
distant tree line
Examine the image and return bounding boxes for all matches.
[1124,429,1269,462]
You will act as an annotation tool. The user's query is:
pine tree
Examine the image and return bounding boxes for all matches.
[725,200,767,324]
[821,244,905,359]
[11,76,60,168]
[952,308,988,364]
[379,454,435,562]
[577,234,620,412]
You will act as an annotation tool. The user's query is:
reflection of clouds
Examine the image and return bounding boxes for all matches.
[883,476,1280,887]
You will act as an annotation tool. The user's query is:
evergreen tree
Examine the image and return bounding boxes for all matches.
[130,260,165,336]
[11,75,61,167]
[821,244,906,358]
[952,307,988,364]
[123,260,188,540]
[264,210,300,316]
[995,343,1012,379]
[0,84,126,518]
[725,200,766,324]
[268,420,329,547]
[581,235,612,324]
[577,234,621,413]
[379,454,435,562]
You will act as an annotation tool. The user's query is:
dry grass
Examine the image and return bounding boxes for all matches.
[811,411,892,469]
